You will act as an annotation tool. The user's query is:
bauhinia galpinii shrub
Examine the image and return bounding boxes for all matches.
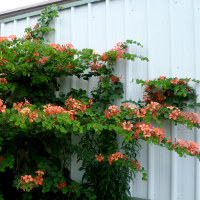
[0,5,199,200]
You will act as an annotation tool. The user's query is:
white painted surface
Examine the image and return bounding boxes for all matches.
[0,0,49,12]
[1,0,200,199]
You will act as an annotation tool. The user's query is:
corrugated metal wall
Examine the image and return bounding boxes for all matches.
[1,0,200,199]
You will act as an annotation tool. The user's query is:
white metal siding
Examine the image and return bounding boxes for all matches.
[1,0,200,199]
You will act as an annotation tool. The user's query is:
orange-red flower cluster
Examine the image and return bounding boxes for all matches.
[99,75,122,83]
[104,105,121,119]
[0,78,7,85]
[169,108,200,124]
[43,104,68,115]
[23,33,31,39]
[50,43,74,52]
[0,58,7,66]
[0,99,6,113]
[95,152,125,165]
[101,42,126,61]
[0,35,16,43]
[122,121,133,132]
[108,152,124,165]
[132,107,146,118]
[90,61,102,71]
[109,75,122,82]
[0,156,3,164]
[122,103,138,110]
[43,104,76,120]
[13,100,38,122]
[95,152,141,171]
[158,76,166,80]
[34,171,44,185]
[65,96,91,113]
[95,154,104,162]
[0,36,9,43]
[170,78,189,85]
[131,160,141,171]
[37,56,49,65]
[56,62,71,72]
[168,138,200,156]
[184,112,199,124]
[20,108,38,122]
[13,99,31,112]
[43,97,92,120]
[28,111,39,123]
[56,182,67,190]
[31,24,39,30]
[143,90,166,103]
[19,171,44,191]
[129,102,160,118]
[50,43,67,52]
[133,123,165,143]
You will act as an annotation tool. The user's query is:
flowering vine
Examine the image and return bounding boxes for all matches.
[0,4,199,200]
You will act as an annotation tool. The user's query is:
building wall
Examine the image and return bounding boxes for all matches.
[1,0,200,199]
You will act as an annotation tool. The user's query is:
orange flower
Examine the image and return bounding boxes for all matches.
[0,36,9,43]
[0,99,6,113]
[158,76,166,80]
[133,123,165,143]
[90,61,102,71]
[66,43,74,49]
[108,152,124,165]
[95,154,104,162]
[170,78,179,85]
[122,121,133,132]
[0,78,7,85]
[56,182,67,189]
[0,156,3,164]
[104,105,121,119]
[8,35,16,40]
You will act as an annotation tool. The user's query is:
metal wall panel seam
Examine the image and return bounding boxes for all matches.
[55,11,61,44]
[168,0,173,199]
[87,2,92,95]
[26,17,30,27]
[124,0,129,102]
[13,20,17,35]
[146,0,155,198]
[87,3,92,48]
[169,0,178,199]
[65,8,71,90]
[124,0,134,195]
[0,23,5,35]
[105,0,111,50]
[55,11,61,99]
[70,7,75,49]
[193,0,200,199]
[195,84,200,200]
[70,6,77,89]
[0,0,104,24]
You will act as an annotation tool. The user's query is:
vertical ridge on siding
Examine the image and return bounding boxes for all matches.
[127,0,148,198]
[87,3,92,48]
[105,0,110,50]
[146,0,155,199]
[55,11,61,44]
[70,7,78,90]
[124,0,129,102]
[26,17,30,27]
[169,0,179,199]
[13,20,17,35]
[194,0,200,199]
[87,2,92,96]
[0,23,5,35]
